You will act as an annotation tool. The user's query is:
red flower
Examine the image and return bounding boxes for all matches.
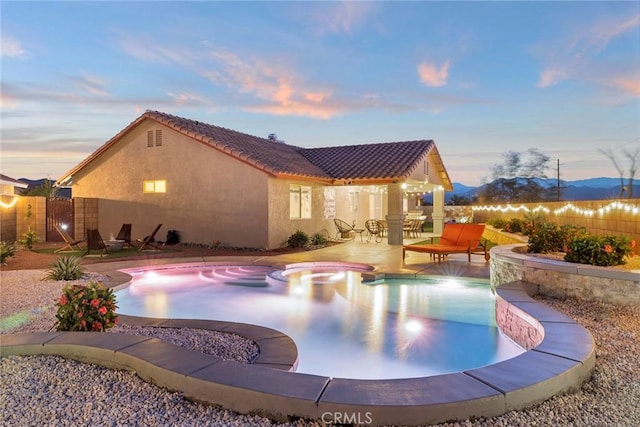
[91,321,103,331]
[90,299,100,308]
[113,317,119,324]
[58,295,68,306]
[80,320,86,328]
[77,312,83,318]
[98,306,108,315]
[604,245,613,254]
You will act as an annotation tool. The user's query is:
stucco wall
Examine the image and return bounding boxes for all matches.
[266,182,388,248]
[71,121,269,248]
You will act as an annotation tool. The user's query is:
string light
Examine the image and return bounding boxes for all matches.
[472,204,550,214]
[0,197,19,209]
[473,201,638,217]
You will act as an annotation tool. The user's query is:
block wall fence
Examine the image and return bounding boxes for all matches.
[7,197,99,243]
[472,199,639,255]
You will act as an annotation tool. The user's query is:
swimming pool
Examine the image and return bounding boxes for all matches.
[115,264,524,379]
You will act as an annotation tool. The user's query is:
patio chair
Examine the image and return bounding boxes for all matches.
[333,218,355,240]
[137,223,163,251]
[377,220,388,237]
[85,228,109,257]
[115,223,132,248]
[365,219,382,243]
[54,224,83,253]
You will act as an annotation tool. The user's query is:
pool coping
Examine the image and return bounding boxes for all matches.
[0,261,596,426]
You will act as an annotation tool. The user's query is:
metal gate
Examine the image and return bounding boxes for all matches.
[46,198,75,242]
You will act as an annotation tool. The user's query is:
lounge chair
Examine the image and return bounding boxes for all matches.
[365,219,382,243]
[137,223,163,251]
[116,223,132,248]
[333,219,355,240]
[85,228,109,256]
[402,223,489,262]
[54,224,83,253]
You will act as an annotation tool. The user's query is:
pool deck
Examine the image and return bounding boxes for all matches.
[0,239,596,426]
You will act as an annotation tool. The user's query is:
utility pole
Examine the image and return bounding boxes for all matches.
[557,159,561,201]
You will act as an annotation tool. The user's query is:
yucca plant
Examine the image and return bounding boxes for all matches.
[45,256,86,281]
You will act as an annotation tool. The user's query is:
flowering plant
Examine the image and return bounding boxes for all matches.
[54,281,118,331]
[564,235,633,267]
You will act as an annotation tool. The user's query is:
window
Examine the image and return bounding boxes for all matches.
[349,190,359,213]
[290,185,311,219]
[143,180,166,193]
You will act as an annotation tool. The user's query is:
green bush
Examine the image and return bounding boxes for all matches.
[19,229,38,250]
[287,230,309,248]
[55,281,118,332]
[487,218,507,229]
[504,218,525,233]
[565,235,633,267]
[310,232,328,246]
[46,256,86,281]
[527,222,587,254]
[0,241,16,264]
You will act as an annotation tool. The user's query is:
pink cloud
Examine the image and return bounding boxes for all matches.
[537,68,569,88]
[1,36,28,59]
[418,60,451,87]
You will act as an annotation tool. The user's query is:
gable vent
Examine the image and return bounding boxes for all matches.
[155,129,163,146]
[147,131,154,147]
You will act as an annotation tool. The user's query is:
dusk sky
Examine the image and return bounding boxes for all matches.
[1,1,638,186]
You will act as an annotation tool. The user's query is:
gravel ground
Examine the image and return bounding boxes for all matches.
[1,270,639,426]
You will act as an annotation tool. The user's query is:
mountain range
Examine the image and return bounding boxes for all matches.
[449,177,640,202]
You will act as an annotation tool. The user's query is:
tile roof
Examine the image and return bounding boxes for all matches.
[0,174,28,188]
[299,140,433,182]
[58,110,450,188]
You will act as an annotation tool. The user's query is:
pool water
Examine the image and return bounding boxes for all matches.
[115,265,524,379]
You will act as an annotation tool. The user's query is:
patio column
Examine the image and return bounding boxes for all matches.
[386,183,404,245]
[432,187,444,235]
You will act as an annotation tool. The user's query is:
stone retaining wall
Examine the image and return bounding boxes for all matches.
[491,245,640,306]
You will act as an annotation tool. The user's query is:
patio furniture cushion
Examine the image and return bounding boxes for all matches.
[402,223,488,262]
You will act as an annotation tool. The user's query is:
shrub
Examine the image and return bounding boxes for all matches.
[19,203,38,250]
[19,229,38,250]
[0,241,16,264]
[55,281,118,331]
[287,230,309,248]
[487,218,507,229]
[527,222,587,254]
[504,218,525,233]
[310,232,328,246]
[46,256,86,281]
[565,235,633,267]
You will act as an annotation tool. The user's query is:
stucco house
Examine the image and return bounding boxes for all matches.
[57,110,452,248]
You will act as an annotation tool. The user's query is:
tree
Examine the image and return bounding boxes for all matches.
[22,179,58,199]
[599,147,640,198]
[447,194,476,205]
[479,148,553,203]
